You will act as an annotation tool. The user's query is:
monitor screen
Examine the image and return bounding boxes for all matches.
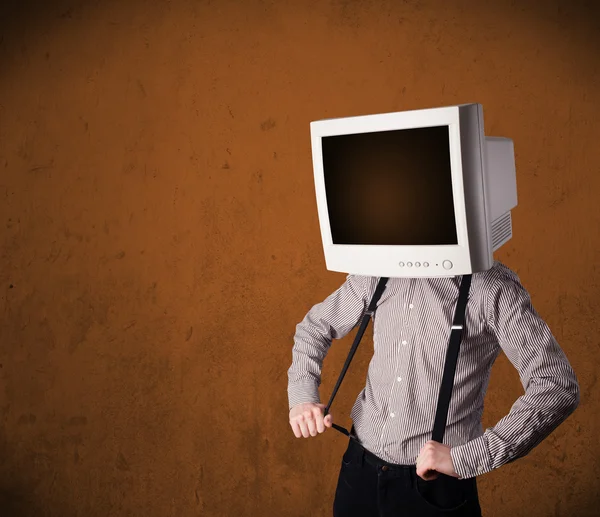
[322,125,458,245]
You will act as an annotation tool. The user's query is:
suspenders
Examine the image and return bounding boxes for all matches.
[324,274,473,446]
[324,276,390,437]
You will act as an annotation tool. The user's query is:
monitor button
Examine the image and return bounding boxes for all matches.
[407,262,413,267]
[399,262,405,267]
[423,262,429,267]
[415,262,421,267]
[442,260,453,270]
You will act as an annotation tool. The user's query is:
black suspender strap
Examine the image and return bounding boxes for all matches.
[431,274,472,443]
[324,276,389,439]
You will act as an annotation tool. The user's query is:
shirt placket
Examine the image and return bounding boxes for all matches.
[380,279,417,459]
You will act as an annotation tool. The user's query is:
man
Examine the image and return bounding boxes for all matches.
[287,260,580,516]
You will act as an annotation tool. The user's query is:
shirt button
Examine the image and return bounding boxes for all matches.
[402,340,407,345]
[409,304,414,309]
[397,377,402,382]
[477,465,484,473]
[390,413,395,418]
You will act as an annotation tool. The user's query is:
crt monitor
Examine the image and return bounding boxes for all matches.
[309,103,518,278]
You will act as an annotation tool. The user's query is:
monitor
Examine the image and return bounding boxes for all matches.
[309,103,518,278]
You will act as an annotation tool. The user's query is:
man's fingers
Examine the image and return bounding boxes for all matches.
[289,412,310,438]
[416,446,440,480]
[290,419,302,438]
[315,407,334,432]
[304,410,318,436]
[296,414,308,438]
[312,407,325,434]
[294,414,309,438]
[300,420,310,438]
[289,403,333,438]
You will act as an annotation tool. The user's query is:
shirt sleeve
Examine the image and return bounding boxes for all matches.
[450,267,580,479]
[287,274,370,411]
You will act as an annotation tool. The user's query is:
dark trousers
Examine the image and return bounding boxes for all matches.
[333,436,483,517]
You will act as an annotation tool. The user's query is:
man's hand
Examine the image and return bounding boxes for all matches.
[289,403,333,438]
[416,440,459,480]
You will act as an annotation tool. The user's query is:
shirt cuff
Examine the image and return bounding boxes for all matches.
[288,381,321,411]
[450,434,492,479]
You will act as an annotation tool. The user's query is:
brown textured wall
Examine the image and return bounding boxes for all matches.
[0,0,598,515]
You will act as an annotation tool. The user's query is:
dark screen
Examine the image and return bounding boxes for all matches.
[322,125,458,245]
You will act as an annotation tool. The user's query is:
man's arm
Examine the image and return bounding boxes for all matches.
[450,266,580,479]
[287,274,369,411]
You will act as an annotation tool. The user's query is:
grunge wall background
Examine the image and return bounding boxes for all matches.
[0,0,598,515]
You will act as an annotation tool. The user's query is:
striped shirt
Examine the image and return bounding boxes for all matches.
[287,260,580,479]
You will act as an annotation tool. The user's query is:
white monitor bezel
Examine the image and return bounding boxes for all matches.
[310,105,477,278]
